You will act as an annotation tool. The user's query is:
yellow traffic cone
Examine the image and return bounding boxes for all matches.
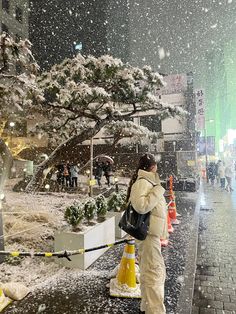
[0,288,12,312]
[109,239,141,298]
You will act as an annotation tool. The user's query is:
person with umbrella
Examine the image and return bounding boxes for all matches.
[103,160,113,187]
[94,158,103,187]
[95,155,114,187]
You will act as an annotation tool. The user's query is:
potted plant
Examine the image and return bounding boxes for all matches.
[54,197,115,270]
[64,203,84,231]
[83,198,96,224]
[107,191,127,238]
[95,194,108,222]
[108,191,126,212]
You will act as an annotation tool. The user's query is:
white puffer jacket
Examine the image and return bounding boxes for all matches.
[129,169,168,239]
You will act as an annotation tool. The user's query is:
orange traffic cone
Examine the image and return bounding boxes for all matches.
[168,175,181,220]
[168,197,180,225]
[109,239,141,298]
[168,212,174,233]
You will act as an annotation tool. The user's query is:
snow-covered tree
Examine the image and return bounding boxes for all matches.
[26,54,184,192]
[0,33,41,192]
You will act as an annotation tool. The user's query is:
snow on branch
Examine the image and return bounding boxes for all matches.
[0,33,42,116]
[104,120,163,147]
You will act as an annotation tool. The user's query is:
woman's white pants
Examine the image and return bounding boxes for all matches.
[139,235,166,314]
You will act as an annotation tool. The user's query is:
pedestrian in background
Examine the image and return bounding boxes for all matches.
[103,161,112,187]
[207,162,216,185]
[218,161,226,190]
[127,153,168,314]
[56,164,64,187]
[94,159,103,187]
[225,164,234,192]
[63,162,71,187]
[215,160,222,184]
[70,164,79,188]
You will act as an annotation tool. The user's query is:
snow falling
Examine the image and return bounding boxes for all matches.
[1,0,236,313]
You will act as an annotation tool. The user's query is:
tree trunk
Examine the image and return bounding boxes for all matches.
[0,138,13,194]
[25,120,107,193]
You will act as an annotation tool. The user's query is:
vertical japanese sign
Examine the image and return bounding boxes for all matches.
[195,89,205,130]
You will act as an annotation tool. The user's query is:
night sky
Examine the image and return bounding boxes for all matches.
[28,0,236,97]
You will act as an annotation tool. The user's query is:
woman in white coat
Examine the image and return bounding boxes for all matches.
[127,153,168,314]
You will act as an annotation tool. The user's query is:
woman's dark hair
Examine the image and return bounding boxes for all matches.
[126,153,157,201]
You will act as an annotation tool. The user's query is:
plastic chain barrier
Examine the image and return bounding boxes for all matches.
[0,239,131,261]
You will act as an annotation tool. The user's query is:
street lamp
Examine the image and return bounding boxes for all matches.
[9,121,15,148]
[204,119,214,182]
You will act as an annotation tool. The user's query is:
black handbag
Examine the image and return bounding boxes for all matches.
[118,202,150,241]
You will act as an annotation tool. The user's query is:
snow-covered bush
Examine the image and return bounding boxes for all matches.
[64,202,84,229]
[95,194,108,220]
[83,198,97,222]
[107,191,126,212]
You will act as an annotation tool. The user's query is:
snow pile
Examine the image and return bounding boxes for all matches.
[1,179,92,288]
[109,278,141,298]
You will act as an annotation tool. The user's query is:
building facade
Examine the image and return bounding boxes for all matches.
[0,0,29,38]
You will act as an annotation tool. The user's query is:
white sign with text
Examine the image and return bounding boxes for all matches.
[195,89,205,130]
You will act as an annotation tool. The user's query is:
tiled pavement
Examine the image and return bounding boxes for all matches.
[192,182,236,314]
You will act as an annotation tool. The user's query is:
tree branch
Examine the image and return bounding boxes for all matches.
[55,114,80,130]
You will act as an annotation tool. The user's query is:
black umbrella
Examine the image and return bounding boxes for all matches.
[96,155,114,164]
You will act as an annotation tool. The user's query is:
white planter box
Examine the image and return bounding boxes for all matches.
[54,215,115,270]
[108,211,126,239]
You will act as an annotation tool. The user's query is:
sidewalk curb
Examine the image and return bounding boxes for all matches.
[176,185,201,314]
